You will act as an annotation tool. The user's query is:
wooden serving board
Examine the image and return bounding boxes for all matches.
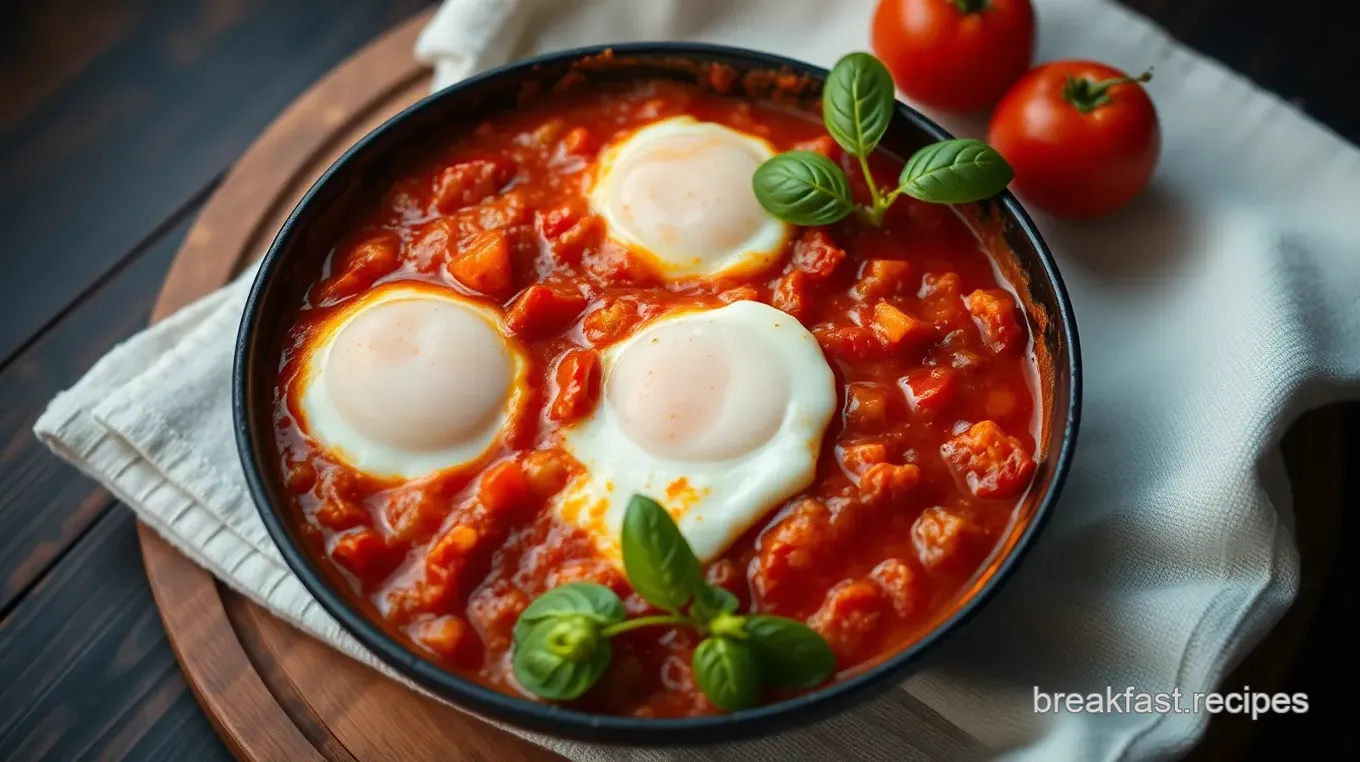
[137,7,1344,760]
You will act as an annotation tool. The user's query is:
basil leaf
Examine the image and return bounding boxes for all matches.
[743,615,837,689]
[752,151,855,226]
[822,52,895,157]
[621,495,703,613]
[513,582,626,643]
[897,139,1014,204]
[693,636,760,712]
[512,617,611,701]
[691,584,740,623]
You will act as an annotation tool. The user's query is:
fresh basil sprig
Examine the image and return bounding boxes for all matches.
[753,51,1014,227]
[510,494,837,710]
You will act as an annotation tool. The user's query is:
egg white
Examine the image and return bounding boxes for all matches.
[555,301,836,565]
[589,116,790,279]
[296,283,527,480]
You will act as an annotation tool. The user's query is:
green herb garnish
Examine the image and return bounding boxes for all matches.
[510,495,836,709]
[752,51,1014,227]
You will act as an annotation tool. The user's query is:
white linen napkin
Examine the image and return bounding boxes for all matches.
[37,0,1360,759]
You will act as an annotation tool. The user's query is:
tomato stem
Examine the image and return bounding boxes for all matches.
[1062,68,1154,113]
[946,0,989,13]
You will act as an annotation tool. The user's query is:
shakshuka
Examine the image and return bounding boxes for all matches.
[275,76,1041,717]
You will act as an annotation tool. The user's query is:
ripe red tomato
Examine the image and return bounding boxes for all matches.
[988,60,1161,219]
[871,0,1036,113]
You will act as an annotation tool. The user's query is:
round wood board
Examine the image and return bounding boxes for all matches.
[135,7,1347,761]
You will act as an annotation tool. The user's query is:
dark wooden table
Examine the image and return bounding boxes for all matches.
[0,1,1356,759]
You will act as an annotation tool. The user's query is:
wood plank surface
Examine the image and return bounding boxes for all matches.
[0,0,432,363]
[0,509,231,762]
[0,0,1355,760]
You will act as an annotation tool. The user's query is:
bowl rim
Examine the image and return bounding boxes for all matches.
[234,40,1082,741]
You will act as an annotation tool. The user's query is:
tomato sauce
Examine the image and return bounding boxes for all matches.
[275,79,1039,717]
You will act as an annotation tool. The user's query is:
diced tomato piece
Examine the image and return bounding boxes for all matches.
[522,448,575,500]
[331,528,390,580]
[408,218,456,273]
[548,559,629,598]
[456,189,531,237]
[478,459,531,515]
[549,348,602,423]
[920,271,963,300]
[558,127,597,158]
[446,229,513,297]
[814,325,883,361]
[536,200,601,265]
[753,498,835,603]
[843,382,891,430]
[537,200,583,240]
[335,231,400,284]
[505,284,588,339]
[912,505,984,571]
[411,615,471,660]
[285,461,317,494]
[771,270,813,320]
[869,558,922,617]
[427,524,481,579]
[809,579,889,664]
[967,289,1024,353]
[313,500,367,532]
[468,581,531,651]
[584,242,655,286]
[900,367,956,414]
[433,157,516,213]
[919,272,967,326]
[840,441,890,476]
[852,259,912,301]
[581,298,641,345]
[870,303,934,350]
[791,228,847,278]
[859,462,921,504]
[707,64,739,93]
[941,420,1036,499]
[791,134,843,162]
[718,284,759,303]
[383,486,448,545]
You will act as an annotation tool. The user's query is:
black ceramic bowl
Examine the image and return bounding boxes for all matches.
[235,43,1081,745]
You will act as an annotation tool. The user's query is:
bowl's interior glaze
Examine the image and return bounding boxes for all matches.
[236,43,1079,744]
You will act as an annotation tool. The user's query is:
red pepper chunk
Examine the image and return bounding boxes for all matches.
[814,324,883,361]
[446,229,513,297]
[581,298,641,345]
[852,259,912,301]
[870,303,934,351]
[411,615,472,661]
[433,157,516,214]
[549,348,602,423]
[941,420,1036,499]
[967,289,1024,353]
[791,228,847,278]
[839,441,890,476]
[843,382,891,430]
[900,367,956,414]
[771,270,813,321]
[478,459,531,515]
[505,284,587,339]
[330,527,392,581]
